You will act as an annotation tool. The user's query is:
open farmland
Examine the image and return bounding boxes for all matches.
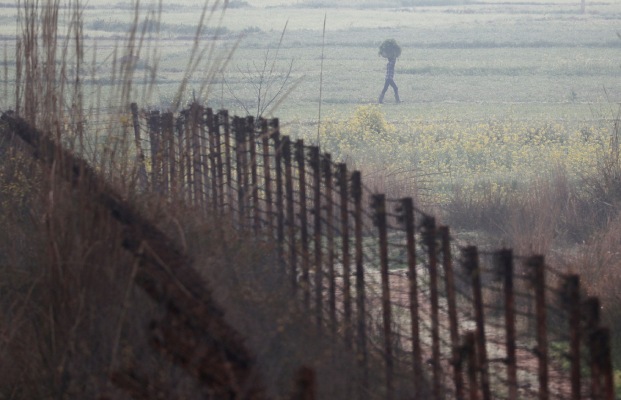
[2,1,620,121]
[1,0,621,201]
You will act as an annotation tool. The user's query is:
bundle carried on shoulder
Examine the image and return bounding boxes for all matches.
[379,39,402,59]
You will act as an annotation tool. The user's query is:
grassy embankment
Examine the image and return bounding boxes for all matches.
[2,0,621,394]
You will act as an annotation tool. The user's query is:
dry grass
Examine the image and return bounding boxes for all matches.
[441,110,621,367]
[560,213,621,367]
[0,136,169,398]
[3,0,621,396]
[0,1,412,398]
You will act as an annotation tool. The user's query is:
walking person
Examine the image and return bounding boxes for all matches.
[378,39,401,104]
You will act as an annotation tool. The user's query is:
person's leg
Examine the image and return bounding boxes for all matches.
[389,79,400,103]
[379,80,390,103]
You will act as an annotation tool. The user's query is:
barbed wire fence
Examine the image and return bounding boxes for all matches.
[132,101,615,400]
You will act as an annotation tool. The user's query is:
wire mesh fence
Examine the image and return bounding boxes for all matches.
[132,101,615,400]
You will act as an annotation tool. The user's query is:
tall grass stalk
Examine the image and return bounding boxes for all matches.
[1,0,407,398]
[0,1,243,397]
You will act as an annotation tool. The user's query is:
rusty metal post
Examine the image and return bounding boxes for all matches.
[220,110,233,210]
[589,328,614,400]
[130,103,148,190]
[206,108,219,212]
[463,246,491,400]
[175,113,185,201]
[168,112,177,199]
[292,366,316,400]
[323,154,337,336]
[309,146,323,329]
[372,194,393,400]
[282,136,297,289]
[337,163,352,349]
[589,328,603,400]
[183,108,193,201]
[295,140,310,311]
[180,108,188,199]
[439,225,464,400]
[233,117,247,227]
[147,110,161,191]
[201,109,210,211]
[464,332,479,400]
[351,171,368,386]
[496,249,518,400]
[583,296,600,332]
[602,329,615,400]
[178,110,189,200]
[584,296,601,399]
[400,198,423,388]
[213,112,224,213]
[527,255,549,400]
[191,103,204,208]
[271,123,285,274]
[423,216,442,399]
[161,112,174,196]
[241,118,252,226]
[247,116,260,233]
[261,119,274,240]
[562,274,581,400]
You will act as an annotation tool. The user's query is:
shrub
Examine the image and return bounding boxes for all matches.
[319,104,398,165]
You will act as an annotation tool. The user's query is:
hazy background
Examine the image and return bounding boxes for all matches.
[2,0,620,130]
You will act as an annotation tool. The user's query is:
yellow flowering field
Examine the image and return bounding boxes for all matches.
[318,105,612,203]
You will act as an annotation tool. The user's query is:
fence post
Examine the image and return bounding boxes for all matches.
[351,170,368,390]
[584,296,601,399]
[166,112,177,198]
[246,116,260,233]
[183,108,193,201]
[399,198,423,389]
[464,331,479,400]
[282,136,297,290]
[309,146,323,330]
[323,154,337,336]
[372,193,393,400]
[561,274,581,400]
[527,255,549,400]
[439,225,464,400]
[496,249,518,400]
[292,366,316,400]
[295,140,311,311]
[200,108,211,212]
[191,103,204,208]
[423,216,442,399]
[213,111,224,213]
[261,118,274,240]
[178,108,187,199]
[220,110,233,210]
[271,122,285,274]
[147,110,161,191]
[337,163,352,349]
[233,117,247,227]
[206,108,219,213]
[463,246,491,400]
[130,103,148,190]
[161,112,174,197]
[589,328,614,400]
[175,112,185,201]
